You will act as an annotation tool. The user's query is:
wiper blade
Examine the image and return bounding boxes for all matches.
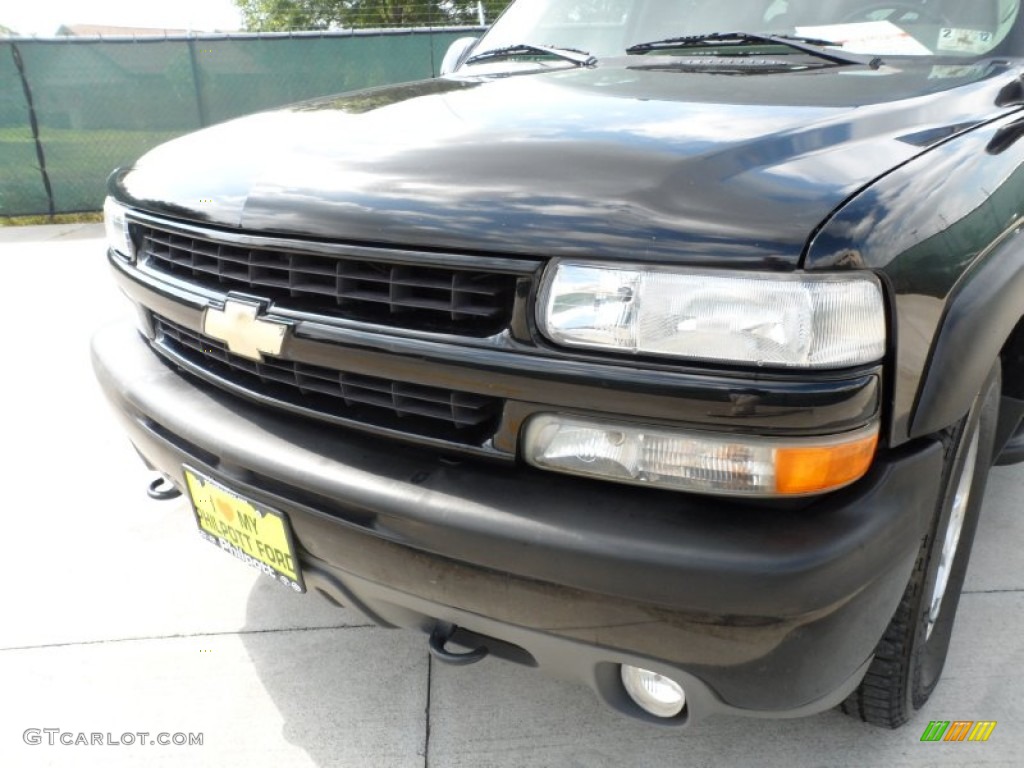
[464,43,597,68]
[626,32,881,68]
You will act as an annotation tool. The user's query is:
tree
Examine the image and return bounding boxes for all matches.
[235,0,511,31]
[0,24,18,36]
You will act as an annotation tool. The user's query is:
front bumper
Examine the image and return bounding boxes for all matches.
[92,321,944,725]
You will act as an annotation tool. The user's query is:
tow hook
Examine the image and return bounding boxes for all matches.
[147,475,182,501]
[428,621,489,665]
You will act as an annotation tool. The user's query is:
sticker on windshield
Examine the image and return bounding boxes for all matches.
[937,28,995,54]
[928,64,987,80]
[795,21,933,56]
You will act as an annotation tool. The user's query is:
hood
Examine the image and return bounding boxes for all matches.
[113,60,1022,268]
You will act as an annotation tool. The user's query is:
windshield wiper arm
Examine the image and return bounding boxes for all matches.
[464,43,597,68]
[626,32,881,68]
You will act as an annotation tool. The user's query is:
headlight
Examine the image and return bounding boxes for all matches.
[523,414,879,497]
[103,197,136,262]
[538,262,886,369]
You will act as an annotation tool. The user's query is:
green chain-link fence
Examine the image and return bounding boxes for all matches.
[0,28,484,217]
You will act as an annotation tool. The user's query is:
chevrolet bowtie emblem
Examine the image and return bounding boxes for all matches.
[203,300,289,361]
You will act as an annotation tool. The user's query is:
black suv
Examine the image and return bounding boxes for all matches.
[93,0,1024,728]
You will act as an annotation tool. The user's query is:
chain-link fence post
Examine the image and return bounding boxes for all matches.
[9,43,55,216]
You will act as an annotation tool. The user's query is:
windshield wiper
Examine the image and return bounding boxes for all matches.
[464,43,597,68]
[626,32,881,69]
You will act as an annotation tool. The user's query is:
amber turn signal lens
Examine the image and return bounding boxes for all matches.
[774,431,879,495]
[524,414,880,497]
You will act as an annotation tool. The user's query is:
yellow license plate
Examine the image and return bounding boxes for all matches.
[184,467,304,592]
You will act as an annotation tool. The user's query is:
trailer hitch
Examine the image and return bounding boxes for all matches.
[428,621,489,665]
[147,475,182,501]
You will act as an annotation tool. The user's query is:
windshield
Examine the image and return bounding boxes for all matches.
[470,0,1023,63]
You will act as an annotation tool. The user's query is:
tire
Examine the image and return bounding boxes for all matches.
[840,360,1001,728]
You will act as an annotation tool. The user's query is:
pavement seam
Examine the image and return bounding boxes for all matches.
[424,652,433,768]
[0,623,377,652]
[962,588,1024,594]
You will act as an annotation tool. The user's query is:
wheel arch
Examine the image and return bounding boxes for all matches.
[910,236,1024,440]
[998,314,1024,401]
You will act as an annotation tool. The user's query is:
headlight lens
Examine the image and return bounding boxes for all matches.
[103,197,135,262]
[523,414,879,497]
[538,262,886,369]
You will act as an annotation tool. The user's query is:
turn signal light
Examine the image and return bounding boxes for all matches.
[523,414,879,497]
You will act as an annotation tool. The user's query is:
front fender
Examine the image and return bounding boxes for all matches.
[910,230,1024,438]
[805,110,1024,445]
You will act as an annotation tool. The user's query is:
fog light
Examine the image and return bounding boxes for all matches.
[621,665,686,718]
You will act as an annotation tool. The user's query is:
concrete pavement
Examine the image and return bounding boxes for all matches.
[1,223,1021,767]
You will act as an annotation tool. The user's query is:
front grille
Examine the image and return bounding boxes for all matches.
[153,317,502,446]
[139,226,517,336]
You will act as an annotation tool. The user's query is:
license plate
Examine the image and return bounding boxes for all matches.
[183,467,305,593]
